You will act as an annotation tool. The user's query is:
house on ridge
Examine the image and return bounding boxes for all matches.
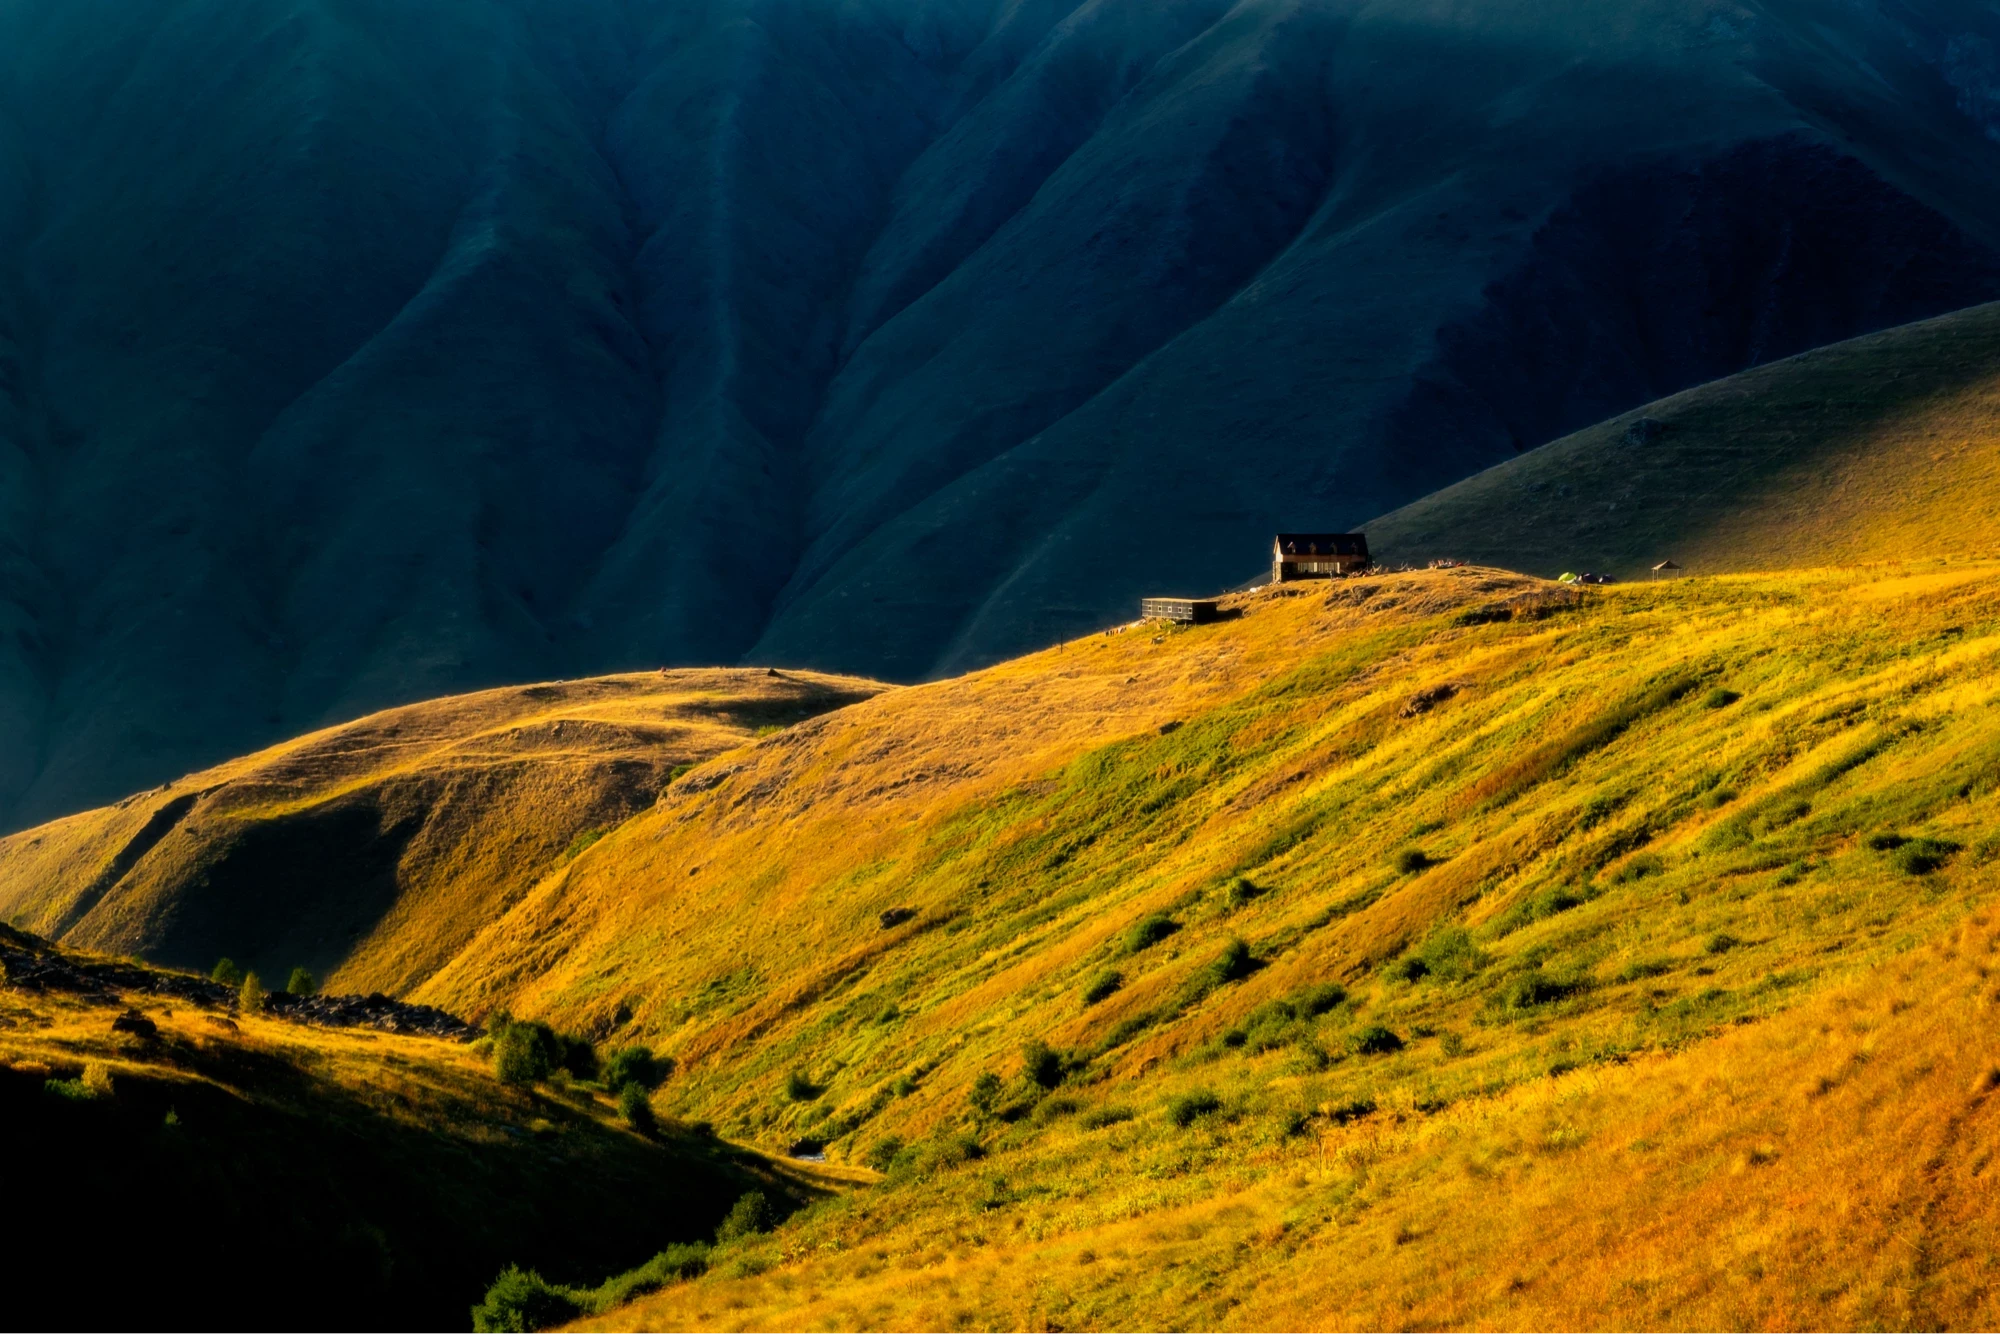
[1272,532,1369,582]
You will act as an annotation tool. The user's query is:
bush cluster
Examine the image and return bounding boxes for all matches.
[714,1190,770,1244]
[1166,1090,1222,1127]
[605,1045,673,1091]
[471,1243,713,1333]
[1081,970,1123,1005]
[1210,938,1257,985]
[617,1082,655,1134]
[1124,913,1180,954]
[488,1012,596,1086]
[1387,926,1487,984]
[1020,1040,1065,1090]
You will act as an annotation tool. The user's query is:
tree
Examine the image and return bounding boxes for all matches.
[286,967,317,996]
[238,971,266,1014]
[715,1190,770,1244]
[210,958,243,987]
[1020,1040,1063,1090]
[606,1044,670,1090]
[618,1082,655,1135]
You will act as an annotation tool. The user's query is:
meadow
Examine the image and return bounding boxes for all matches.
[12,560,2000,1329]
[486,561,2000,1329]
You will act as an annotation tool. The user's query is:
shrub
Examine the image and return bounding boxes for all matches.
[1221,1028,1248,1048]
[1350,1025,1403,1055]
[1225,876,1263,908]
[1387,956,1429,983]
[715,1190,771,1244]
[82,1061,115,1097]
[1167,1090,1223,1127]
[863,1135,904,1173]
[1896,838,1960,875]
[968,1071,1004,1119]
[1328,1096,1377,1124]
[44,1076,95,1101]
[617,1082,655,1134]
[286,967,317,996]
[1393,848,1431,874]
[470,1266,583,1333]
[1211,938,1256,985]
[1020,1040,1064,1090]
[1705,933,1741,955]
[594,1243,710,1309]
[1611,854,1666,884]
[1299,982,1347,1015]
[1864,832,1907,851]
[210,958,243,987]
[1616,958,1676,983]
[783,1069,820,1101]
[1702,688,1742,709]
[1080,1104,1134,1130]
[1499,885,1586,933]
[494,1026,550,1086]
[1034,1095,1082,1125]
[1438,1030,1466,1058]
[925,1133,987,1170]
[1500,971,1585,1010]
[238,971,266,1015]
[1081,970,1123,1005]
[605,1045,671,1090]
[1417,926,1487,980]
[1124,914,1179,954]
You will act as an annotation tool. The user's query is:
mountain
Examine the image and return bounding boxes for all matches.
[1364,297,2000,576]
[11,559,2000,1327]
[0,667,883,994]
[6,0,2000,833]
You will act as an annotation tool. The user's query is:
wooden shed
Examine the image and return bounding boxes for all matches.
[1273,532,1369,581]
[1141,597,1220,624]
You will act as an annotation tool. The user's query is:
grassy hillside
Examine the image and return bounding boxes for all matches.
[0,669,885,995]
[1365,300,2000,578]
[0,927,781,1331]
[14,561,2000,1327]
[543,561,2000,1329]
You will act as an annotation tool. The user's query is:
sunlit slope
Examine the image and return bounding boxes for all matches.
[426,559,2000,1331]
[596,918,2000,1331]
[428,566,2000,1134]
[0,669,885,994]
[1365,300,2000,577]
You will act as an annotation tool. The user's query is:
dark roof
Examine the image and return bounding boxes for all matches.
[1274,532,1369,557]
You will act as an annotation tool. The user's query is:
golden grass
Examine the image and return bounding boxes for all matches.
[483,559,2000,1330]
[0,668,887,994]
[1365,300,2000,578]
[18,559,2000,1328]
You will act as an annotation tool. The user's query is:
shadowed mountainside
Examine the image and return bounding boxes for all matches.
[0,668,885,994]
[4,0,2000,831]
[0,925,789,1331]
[1363,299,2000,577]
